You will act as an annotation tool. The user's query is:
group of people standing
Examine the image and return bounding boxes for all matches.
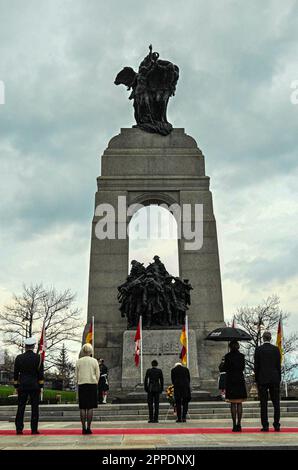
[13,339,109,435]
[13,330,282,435]
[219,331,282,432]
[144,360,191,423]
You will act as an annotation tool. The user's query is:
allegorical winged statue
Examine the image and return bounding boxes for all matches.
[114,45,179,136]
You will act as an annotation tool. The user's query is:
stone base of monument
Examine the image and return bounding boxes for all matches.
[123,388,212,403]
[121,329,200,389]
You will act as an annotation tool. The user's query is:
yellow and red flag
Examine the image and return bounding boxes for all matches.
[85,321,93,345]
[276,315,284,364]
[180,324,187,366]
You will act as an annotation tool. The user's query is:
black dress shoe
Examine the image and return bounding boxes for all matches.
[86,428,92,434]
[232,425,238,432]
[274,424,280,432]
[82,428,87,434]
[148,420,154,423]
[153,420,159,423]
[236,424,242,432]
[182,418,187,422]
[260,428,269,432]
[31,430,40,435]
[176,419,182,423]
[16,430,23,435]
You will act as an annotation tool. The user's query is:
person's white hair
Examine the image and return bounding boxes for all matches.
[81,343,93,356]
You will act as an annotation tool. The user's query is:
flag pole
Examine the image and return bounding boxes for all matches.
[92,315,95,353]
[185,314,189,369]
[39,319,46,403]
[281,317,288,398]
[140,315,143,384]
[284,356,288,398]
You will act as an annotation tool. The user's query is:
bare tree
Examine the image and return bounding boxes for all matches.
[234,295,298,381]
[0,284,45,349]
[0,284,83,367]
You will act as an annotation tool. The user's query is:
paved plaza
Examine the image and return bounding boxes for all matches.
[0,418,297,450]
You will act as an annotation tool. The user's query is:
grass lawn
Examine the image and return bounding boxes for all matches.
[0,385,76,403]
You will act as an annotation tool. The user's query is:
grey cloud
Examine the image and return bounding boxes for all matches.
[0,0,298,329]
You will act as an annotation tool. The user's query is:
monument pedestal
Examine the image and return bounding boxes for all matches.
[121,329,199,389]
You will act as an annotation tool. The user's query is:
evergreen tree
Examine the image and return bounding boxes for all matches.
[56,344,75,389]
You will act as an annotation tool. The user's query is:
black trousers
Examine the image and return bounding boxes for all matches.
[15,389,40,432]
[175,394,189,420]
[258,383,280,428]
[147,392,160,421]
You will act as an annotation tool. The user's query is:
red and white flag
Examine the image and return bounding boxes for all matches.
[38,321,46,362]
[134,318,141,367]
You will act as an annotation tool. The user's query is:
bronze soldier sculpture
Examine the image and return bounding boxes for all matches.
[117,256,193,329]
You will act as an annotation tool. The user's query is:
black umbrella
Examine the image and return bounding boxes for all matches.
[205,326,252,342]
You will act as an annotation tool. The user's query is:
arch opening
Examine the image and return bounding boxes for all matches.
[128,204,179,275]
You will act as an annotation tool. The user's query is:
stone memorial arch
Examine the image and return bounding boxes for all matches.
[86,127,225,392]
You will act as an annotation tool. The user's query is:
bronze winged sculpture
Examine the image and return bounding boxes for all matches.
[114,45,179,136]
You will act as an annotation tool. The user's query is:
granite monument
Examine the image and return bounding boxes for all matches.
[86,46,225,393]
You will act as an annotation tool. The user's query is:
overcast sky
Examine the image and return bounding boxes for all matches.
[0,0,298,353]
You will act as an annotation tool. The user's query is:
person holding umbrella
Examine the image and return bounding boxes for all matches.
[205,326,251,432]
[221,340,247,431]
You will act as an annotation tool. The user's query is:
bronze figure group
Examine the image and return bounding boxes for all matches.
[117,256,193,329]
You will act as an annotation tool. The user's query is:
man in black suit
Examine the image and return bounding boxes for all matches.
[254,331,281,432]
[144,360,164,423]
[14,336,44,435]
[171,361,191,423]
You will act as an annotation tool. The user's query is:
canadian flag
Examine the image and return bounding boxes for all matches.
[134,318,141,367]
[38,321,46,362]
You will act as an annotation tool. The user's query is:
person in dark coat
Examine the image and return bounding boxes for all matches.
[222,340,247,432]
[98,358,109,404]
[254,331,281,432]
[144,360,164,423]
[218,356,227,400]
[171,361,191,423]
[14,336,44,435]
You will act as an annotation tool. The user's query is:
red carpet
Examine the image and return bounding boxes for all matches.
[1,428,298,435]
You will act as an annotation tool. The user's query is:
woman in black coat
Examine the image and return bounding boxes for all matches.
[222,340,247,432]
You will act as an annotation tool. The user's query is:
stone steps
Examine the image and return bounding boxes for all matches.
[1,401,297,422]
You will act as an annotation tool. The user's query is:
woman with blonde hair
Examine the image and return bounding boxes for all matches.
[76,343,100,434]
